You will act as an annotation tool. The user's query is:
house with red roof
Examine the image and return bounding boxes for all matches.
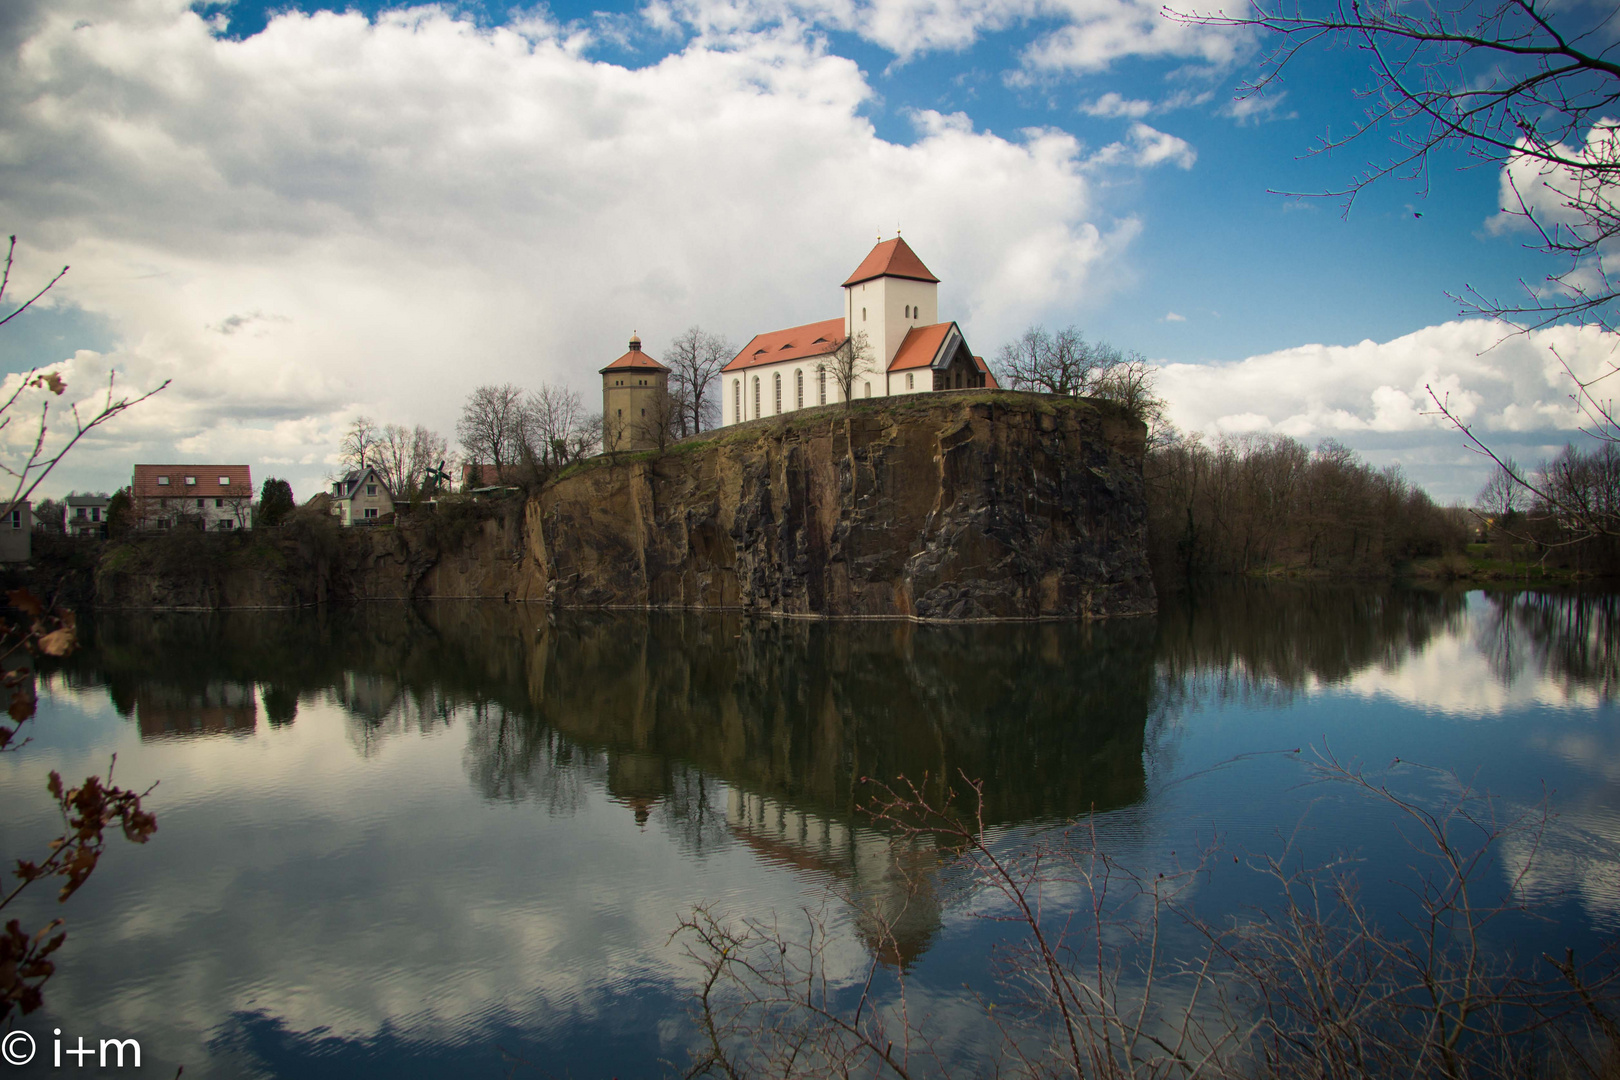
[132,465,253,531]
[719,238,996,427]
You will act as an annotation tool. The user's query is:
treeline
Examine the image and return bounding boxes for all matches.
[1145,434,1468,584]
[1478,442,1620,574]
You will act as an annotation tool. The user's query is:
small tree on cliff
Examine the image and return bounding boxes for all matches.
[819,331,875,410]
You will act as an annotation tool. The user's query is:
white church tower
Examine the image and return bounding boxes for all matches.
[841,237,940,367]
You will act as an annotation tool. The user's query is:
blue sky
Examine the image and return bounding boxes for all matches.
[0,0,1609,501]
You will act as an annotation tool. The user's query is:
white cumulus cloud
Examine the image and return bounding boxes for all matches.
[0,0,1142,498]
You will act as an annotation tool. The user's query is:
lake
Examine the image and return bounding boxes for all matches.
[0,585,1615,1077]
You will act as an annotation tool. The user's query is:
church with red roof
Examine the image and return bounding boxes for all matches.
[719,237,996,427]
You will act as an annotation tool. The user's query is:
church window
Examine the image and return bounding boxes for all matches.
[864,381,871,398]
[753,377,760,418]
[862,307,866,321]
[906,372,914,390]
[905,305,911,318]
[819,369,827,405]
[734,379,741,424]
[796,370,803,409]
[774,372,782,414]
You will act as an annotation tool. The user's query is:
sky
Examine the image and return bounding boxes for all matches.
[0,0,1614,502]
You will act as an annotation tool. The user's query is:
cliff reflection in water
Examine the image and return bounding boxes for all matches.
[42,585,1619,965]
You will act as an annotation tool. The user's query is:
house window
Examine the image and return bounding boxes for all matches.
[9,510,18,529]
[75,508,87,519]
[157,476,170,486]
[215,498,223,508]
[91,508,100,522]
[219,476,230,486]
[365,507,378,519]
[796,370,803,409]
[753,377,760,418]
[774,373,781,414]
[819,369,827,405]
[185,476,196,486]
[196,498,205,509]
[733,379,741,424]
[366,484,377,496]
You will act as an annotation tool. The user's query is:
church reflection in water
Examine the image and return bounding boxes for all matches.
[45,582,1618,963]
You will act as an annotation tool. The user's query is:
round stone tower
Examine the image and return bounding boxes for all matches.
[600,333,672,452]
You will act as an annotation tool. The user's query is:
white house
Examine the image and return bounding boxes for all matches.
[133,465,253,531]
[720,237,997,426]
[331,467,395,526]
[65,494,110,538]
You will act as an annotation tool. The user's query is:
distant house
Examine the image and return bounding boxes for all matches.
[65,494,110,538]
[0,501,30,562]
[331,467,394,526]
[133,465,253,531]
[460,463,523,491]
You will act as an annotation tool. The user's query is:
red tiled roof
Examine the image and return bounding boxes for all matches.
[600,347,668,374]
[722,318,847,373]
[887,323,954,371]
[132,465,252,501]
[842,237,940,288]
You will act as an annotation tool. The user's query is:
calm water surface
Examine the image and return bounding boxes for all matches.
[0,586,1615,1077]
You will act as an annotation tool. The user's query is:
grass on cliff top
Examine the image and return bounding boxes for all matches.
[549,390,1116,484]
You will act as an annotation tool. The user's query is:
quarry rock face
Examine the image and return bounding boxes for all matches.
[91,394,1154,620]
[526,393,1155,620]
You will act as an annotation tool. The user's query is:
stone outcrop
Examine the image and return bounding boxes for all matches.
[526,392,1154,620]
[91,392,1155,620]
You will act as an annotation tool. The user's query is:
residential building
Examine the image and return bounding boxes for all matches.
[0,501,29,562]
[331,467,394,526]
[133,465,253,531]
[65,494,111,538]
[600,333,670,451]
[719,237,996,427]
[460,463,523,491]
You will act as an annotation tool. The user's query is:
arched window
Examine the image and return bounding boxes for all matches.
[862,307,866,321]
[734,379,741,424]
[774,372,782,414]
[905,305,911,318]
[906,372,914,390]
[796,369,804,409]
[819,369,827,405]
[864,381,871,398]
[753,376,760,419]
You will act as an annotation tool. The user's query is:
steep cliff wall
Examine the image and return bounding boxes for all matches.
[92,393,1154,619]
[526,392,1154,620]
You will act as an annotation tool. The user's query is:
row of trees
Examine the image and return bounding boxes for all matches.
[1146,433,1468,582]
[1478,445,1620,573]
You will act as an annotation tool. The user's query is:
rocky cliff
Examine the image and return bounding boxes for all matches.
[92,392,1154,620]
[526,392,1154,620]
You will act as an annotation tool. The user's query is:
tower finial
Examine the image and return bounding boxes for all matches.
[629,331,641,351]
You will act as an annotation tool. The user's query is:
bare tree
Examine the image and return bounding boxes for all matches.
[995,325,1124,396]
[338,416,379,473]
[1174,0,1620,331]
[818,331,875,410]
[407,425,448,496]
[456,384,526,478]
[664,326,732,436]
[1092,351,1169,440]
[632,385,683,452]
[525,384,587,470]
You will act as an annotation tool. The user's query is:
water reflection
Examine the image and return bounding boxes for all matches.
[14,585,1620,1078]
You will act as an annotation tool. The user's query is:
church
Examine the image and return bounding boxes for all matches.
[718,237,996,427]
